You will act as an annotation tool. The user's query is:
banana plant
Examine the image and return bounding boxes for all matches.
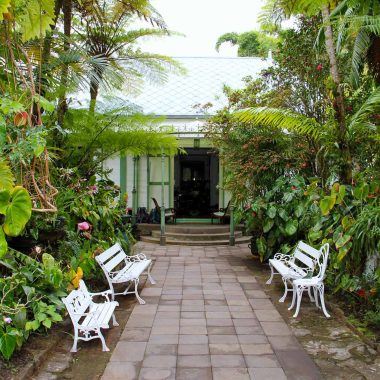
[0,160,32,258]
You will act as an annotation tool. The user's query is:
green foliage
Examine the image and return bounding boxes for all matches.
[0,250,67,359]
[59,109,178,176]
[215,30,278,57]
[235,106,322,138]
[0,161,32,258]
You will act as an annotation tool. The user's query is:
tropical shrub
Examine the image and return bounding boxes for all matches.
[0,250,66,360]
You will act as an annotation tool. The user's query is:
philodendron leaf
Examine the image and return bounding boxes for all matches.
[263,219,274,233]
[0,160,14,191]
[267,206,276,219]
[0,228,8,258]
[0,189,11,214]
[285,220,298,236]
[0,332,16,360]
[320,195,336,216]
[3,186,32,237]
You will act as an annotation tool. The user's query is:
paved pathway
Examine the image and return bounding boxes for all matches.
[101,243,321,380]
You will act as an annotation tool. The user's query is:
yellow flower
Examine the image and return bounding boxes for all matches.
[71,267,83,289]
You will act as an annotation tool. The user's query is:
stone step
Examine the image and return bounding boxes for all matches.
[151,230,243,241]
[140,235,251,246]
[165,225,244,234]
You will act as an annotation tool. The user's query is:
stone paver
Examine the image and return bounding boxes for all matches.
[101,243,322,380]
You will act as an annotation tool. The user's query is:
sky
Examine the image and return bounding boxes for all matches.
[137,0,266,57]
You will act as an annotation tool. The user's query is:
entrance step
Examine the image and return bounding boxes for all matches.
[140,235,251,246]
[137,223,249,246]
[151,230,243,241]
[165,225,243,234]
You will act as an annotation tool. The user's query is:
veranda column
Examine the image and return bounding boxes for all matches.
[229,204,235,246]
[160,148,166,245]
[132,156,138,224]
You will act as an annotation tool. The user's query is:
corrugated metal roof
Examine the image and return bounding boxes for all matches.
[72,57,272,119]
[75,57,272,116]
[128,57,271,116]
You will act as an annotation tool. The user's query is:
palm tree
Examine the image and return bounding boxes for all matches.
[72,0,180,113]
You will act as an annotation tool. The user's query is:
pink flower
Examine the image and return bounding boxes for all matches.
[88,185,98,194]
[77,222,91,231]
[4,317,12,324]
[316,64,323,71]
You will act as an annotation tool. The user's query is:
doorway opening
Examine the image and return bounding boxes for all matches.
[174,148,219,218]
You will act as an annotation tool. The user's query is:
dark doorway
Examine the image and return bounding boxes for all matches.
[174,148,219,218]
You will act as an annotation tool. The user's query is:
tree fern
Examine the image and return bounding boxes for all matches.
[235,107,322,139]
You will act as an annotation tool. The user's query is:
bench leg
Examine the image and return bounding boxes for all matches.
[97,329,110,352]
[112,312,119,327]
[308,287,315,302]
[317,284,330,318]
[70,329,79,353]
[134,279,146,305]
[266,263,275,285]
[288,283,297,311]
[293,285,304,318]
[279,277,289,303]
[147,262,156,285]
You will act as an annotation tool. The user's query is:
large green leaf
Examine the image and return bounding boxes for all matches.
[285,220,298,236]
[0,332,16,360]
[3,186,32,237]
[0,0,11,20]
[13,308,27,330]
[267,206,276,219]
[0,190,10,214]
[256,236,267,258]
[320,195,336,216]
[0,228,7,258]
[263,219,274,233]
[0,160,14,191]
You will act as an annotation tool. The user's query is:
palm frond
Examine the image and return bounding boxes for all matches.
[350,28,371,87]
[234,107,322,139]
[348,85,380,130]
[335,6,354,54]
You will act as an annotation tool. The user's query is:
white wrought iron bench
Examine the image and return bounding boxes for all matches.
[289,243,330,317]
[266,241,329,302]
[95,243,155,305]
[62,280,119,352]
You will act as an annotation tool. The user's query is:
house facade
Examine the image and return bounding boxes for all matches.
[104,56,272,220]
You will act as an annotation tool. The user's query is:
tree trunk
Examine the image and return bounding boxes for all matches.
[89,79,99,114]
[321,4,352,184]
[57,0,73,129]
[40,0,63,95]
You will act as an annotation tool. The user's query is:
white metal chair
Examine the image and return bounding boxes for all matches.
[288,243,330,318]
[267,241,324,302]
[62,280,119,352]
[95,243,155,304]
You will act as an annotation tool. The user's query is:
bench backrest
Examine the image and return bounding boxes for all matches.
[95,243,127,275]
[293,241,322,270]
[62,280,91,323]
[315,243,330,280]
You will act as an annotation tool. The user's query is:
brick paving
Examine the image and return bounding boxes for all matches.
[101,243,321,380]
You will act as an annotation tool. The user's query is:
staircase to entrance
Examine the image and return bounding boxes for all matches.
[139,224,250,246]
